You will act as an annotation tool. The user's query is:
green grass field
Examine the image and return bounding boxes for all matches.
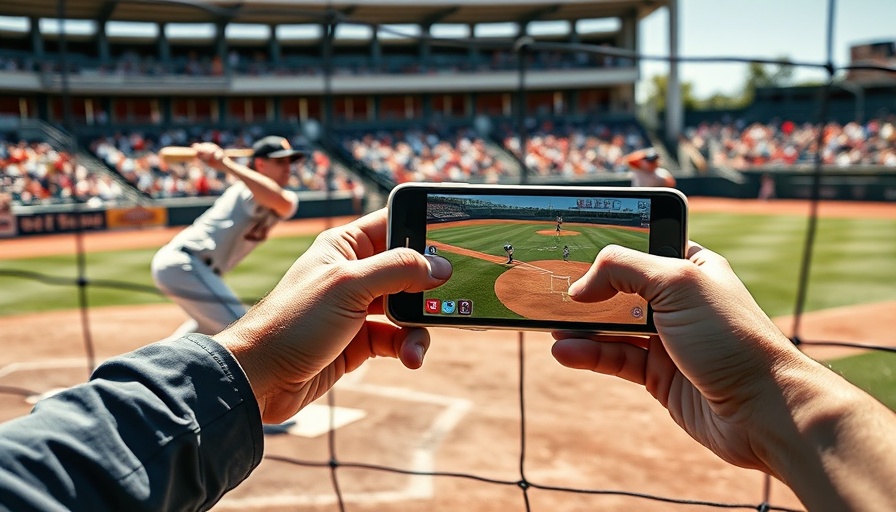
[428,221,648,263]
[0,236,315,314]
[1,211,895,406]
[423,220,649,318]
[2,213,893,317]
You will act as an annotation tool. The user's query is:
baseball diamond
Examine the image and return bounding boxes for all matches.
[425,217,648,322]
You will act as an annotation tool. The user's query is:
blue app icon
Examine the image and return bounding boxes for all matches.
[441,300,457,314]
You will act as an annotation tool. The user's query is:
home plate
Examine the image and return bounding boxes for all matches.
[262,404,367,438]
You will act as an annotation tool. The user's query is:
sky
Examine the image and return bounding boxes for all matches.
[637,0,896,101]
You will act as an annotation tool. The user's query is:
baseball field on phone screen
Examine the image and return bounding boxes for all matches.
[423,194,651,324]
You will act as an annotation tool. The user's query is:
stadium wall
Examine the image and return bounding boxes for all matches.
[4,172,894,239]
[4,191,355,237]
[524,168,896,202]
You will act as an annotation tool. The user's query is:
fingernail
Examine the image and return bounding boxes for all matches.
[567,279,584,297]
[425,255,452,280]
[414,342,426,362]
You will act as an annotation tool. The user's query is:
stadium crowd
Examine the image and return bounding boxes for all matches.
[1,139,127,207]
[501,119,651,177]
[345,125,514,184]
[89,129,354,200]
[686,117,896,170]
[7,116,896,208]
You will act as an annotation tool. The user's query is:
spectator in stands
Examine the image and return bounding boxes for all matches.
[1,140,126,206]
[1,214,895,511]
[89,130,353,199]
[624,148,676,188]
[346,126,511,184]
[503,120,649,178]
[758,173,776,201]
[685,118,896,171]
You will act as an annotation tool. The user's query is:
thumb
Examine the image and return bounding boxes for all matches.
[346,248,453,300]
[567,245,677,304]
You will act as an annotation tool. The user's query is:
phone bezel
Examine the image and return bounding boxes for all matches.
[386,183,687,334]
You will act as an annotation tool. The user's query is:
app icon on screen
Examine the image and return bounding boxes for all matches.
[458,299,473,315]
[441,300,457,314]
[425,299,441,314]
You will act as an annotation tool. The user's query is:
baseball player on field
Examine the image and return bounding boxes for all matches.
[151,135,304,338]
[562,245,570,261]
[555,215,563,233]
[503,243,514,264]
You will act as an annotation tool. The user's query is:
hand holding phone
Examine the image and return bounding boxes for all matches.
[386,183,687,334]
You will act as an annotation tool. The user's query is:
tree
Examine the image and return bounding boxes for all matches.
[740,57,795,105]
[647,56,797,111]
[645,73,700,112]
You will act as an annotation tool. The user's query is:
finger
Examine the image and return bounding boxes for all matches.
[367,296,385,315]
[343,319,430,371]
[314,208,399,262]
[686,240,704,259]
[566,245,677,303]
[347,208,390,254]
[395,326,430,369]
[643,336,680,408]
[566,244,732,304]
[345,250,452,303]
[551,338,648,385]
[551,331,651,350]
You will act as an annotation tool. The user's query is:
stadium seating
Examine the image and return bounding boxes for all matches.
[685,118,896,170]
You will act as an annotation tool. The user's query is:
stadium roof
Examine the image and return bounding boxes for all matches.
[1,0,666,26]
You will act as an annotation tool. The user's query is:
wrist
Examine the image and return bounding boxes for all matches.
[751,355,869,506]
[213,328,269,414]
[216,156,235,171]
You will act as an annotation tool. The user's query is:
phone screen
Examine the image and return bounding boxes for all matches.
[422,192,651,325]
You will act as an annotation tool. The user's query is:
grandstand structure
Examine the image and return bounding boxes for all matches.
[1,0,678,232]
[2,0,894,236]
[0,1,659,125]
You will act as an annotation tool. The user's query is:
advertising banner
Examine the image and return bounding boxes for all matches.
[106,205,168,229]
[15,210,107,236]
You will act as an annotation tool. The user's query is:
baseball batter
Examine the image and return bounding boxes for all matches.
[151,136,304,338]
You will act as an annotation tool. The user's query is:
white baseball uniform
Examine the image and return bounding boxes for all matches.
[151,181,298,336]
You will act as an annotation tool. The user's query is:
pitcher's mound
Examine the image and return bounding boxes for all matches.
[535,230,580,236]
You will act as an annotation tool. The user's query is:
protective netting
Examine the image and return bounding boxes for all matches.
[1,0,895,510]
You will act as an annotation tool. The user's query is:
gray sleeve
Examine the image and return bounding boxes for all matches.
[0,334,264,512]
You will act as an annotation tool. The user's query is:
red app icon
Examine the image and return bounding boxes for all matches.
[425,299,441,314]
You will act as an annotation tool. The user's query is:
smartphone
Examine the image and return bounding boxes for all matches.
[385,183,687,334]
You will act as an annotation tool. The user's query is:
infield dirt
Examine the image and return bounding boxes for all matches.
[2,198,895,511]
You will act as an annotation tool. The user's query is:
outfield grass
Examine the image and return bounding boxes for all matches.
[2,213,894,317]
[828,352,896,410]
[689,213,896,317]
[426,253,520,319]
[1,211,895,404]
[429,221,648,263]
[424,220,649,318]
[0,235,316,315]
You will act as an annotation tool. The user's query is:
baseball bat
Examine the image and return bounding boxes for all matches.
[158,146,255,163]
